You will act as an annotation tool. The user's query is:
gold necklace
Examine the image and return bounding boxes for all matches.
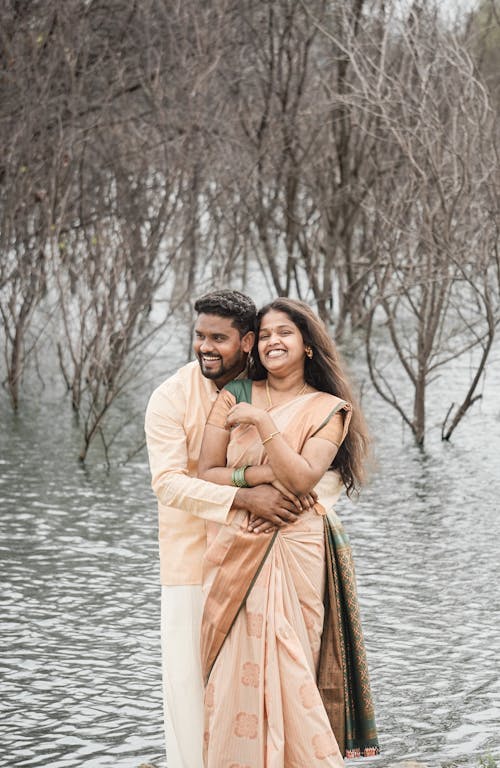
[265,378,308,409]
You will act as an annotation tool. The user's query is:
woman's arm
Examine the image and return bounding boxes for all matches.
[223,403,342,496]
[198,387,277,488]
[197,424,276,486]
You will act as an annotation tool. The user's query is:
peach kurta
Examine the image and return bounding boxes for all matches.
[145,360,238,586]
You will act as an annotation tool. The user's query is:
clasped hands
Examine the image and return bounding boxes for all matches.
[249,478,318,534]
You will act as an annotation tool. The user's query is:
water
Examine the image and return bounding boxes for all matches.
[0,401,161,768]
[1,345,499,768]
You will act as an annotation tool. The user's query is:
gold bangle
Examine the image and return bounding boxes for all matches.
[262,431,280,445]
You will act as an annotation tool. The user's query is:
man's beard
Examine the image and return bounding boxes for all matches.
[198,354,224,379]
[197,352,245,382]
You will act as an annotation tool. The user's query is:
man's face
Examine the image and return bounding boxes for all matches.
[193,313,254,388]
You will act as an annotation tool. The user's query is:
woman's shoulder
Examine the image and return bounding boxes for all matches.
[310,389,351,411]
[309,391,352,443]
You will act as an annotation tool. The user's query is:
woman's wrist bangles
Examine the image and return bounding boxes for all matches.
[261,431,280,445]
[231,464,251,487]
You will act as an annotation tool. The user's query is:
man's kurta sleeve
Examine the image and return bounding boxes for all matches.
[145,383,237,524]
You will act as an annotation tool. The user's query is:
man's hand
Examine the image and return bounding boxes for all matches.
[271,478,318,511]
[245,480,319,534]
[233,485,301,531]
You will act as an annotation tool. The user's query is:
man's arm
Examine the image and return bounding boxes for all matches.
[145,384,237,525]
[233,486,301,527]
[145,383,300,527]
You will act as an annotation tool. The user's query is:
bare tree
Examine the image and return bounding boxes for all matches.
[209,1,325,299]
[355,5,500,444]
[0,236,47,410]
[2,0,499,457]
[0,0,236,455]
[0,3,57,407]
[466,0,500,109]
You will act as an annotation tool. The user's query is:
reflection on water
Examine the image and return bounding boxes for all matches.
[1,405,162,768]
[1,352,499,767]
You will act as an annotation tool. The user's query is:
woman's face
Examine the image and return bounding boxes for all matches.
[257,310,306,376]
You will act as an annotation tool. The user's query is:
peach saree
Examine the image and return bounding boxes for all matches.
[200,381,378,767]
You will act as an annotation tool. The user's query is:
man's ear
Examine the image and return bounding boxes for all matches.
[241,331,255,353]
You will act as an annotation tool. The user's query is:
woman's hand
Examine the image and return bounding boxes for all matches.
[225,403,265,429]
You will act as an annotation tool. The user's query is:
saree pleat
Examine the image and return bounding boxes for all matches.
[201,523,278,684]
[203,513,344,768]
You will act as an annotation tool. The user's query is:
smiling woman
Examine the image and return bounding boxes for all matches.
[257,310,308,393]
[251,298,369,496]
[197,298,378,766]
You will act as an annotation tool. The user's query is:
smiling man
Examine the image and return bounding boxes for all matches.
[145,290,300,768]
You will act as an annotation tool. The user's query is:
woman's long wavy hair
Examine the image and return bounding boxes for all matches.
[251,298,370,496]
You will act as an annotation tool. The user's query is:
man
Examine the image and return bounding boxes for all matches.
[145,290,300,768]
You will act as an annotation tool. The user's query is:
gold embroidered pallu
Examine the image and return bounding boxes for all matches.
[200,381,379,766]
[319,511,380,757]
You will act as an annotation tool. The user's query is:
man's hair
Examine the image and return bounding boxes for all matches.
[194,289,256,336]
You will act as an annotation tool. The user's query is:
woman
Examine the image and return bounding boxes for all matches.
[198,298,378,767]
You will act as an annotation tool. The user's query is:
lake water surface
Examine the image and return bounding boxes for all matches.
[1,341,499,768]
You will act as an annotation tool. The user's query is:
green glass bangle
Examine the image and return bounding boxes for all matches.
[231,464,251,488]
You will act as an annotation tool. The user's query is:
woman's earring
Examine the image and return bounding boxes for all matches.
[305,346,313,359]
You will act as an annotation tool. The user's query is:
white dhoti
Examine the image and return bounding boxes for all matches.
[161,585,204,768]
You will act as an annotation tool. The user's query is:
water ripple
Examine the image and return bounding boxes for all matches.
[1,355,500,767]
